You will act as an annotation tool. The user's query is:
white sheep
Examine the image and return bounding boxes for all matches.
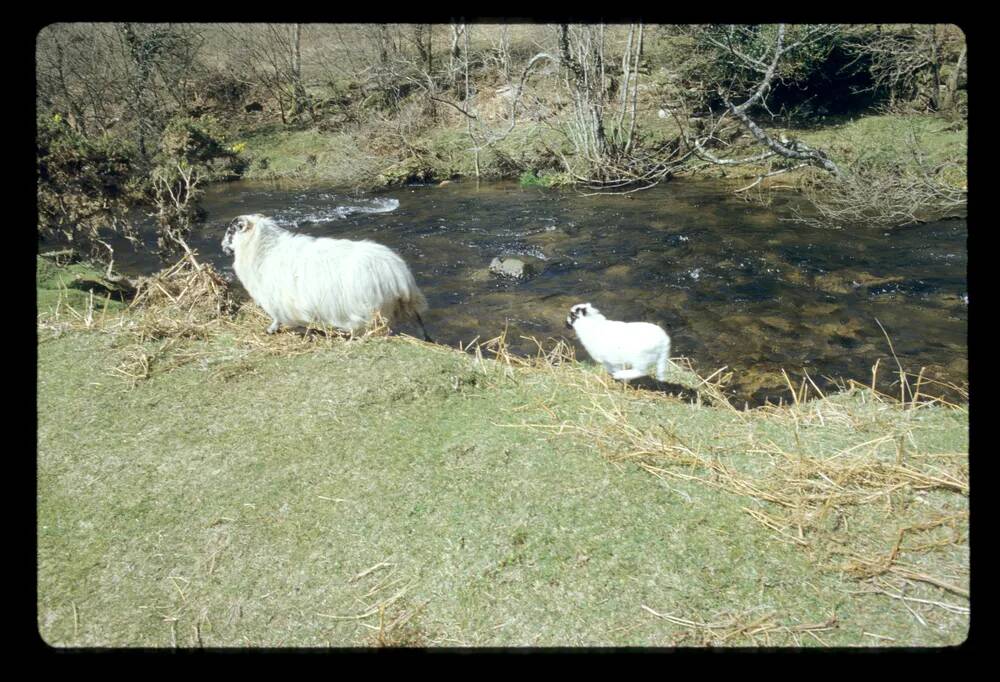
[565,303,671,381]
[221,214,430,340]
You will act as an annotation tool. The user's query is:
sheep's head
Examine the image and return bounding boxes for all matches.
[566,302,601,329]
[221,214,262,256]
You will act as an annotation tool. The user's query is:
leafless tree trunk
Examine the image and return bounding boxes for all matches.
[941,44,967,112]
[450,23,465,86]
[413,24,433,75]
[290,23,310,120]
[552,23,687,192]
[463,26,480,178]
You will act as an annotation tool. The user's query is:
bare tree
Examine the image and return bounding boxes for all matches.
[36,23,122,136]
[676,24,843,191]
[416,24,557,179]
[552,23,689,192]
[847,24,967,112]
[222,23,312,124]
[114,23,206,158]
[37,22,204,146]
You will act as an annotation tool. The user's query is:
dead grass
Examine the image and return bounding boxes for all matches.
[445,318,968,624]
[498,366,968,616]
[641,605,839,647]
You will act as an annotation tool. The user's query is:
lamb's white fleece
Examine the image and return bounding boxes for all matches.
[566,302,671,381]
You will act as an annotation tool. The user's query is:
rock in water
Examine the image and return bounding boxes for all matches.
[489,257,535,281]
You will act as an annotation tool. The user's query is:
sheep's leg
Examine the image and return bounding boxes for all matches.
[414,312,433,343]
[612,368,646,381]
[656,354,669,381]
[267,319,280,334]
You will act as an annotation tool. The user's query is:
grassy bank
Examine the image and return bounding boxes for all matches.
[37,262,969,647]
[236,112,572,190]
[36,255,128,315]
[233,108,967,196]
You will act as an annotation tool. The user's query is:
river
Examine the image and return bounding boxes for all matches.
[112,178,968,405]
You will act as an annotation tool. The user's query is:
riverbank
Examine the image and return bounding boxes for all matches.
[232,109,967,195]
[37,260,969,646]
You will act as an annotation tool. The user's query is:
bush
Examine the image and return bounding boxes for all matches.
[155,115,246,181]
[36,114,144,254]
[664,25,876,123]
[794,119,967,228]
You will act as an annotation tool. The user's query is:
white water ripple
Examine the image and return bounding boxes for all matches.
[272,197,400,228]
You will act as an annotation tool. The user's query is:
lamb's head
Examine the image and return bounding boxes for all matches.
[566,302,604,329]
[221,214,265,256]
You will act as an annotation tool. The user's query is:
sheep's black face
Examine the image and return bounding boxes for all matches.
[221,216,250,256]
[566,303,595,329]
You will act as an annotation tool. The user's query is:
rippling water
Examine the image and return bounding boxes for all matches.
[113,178,968,405]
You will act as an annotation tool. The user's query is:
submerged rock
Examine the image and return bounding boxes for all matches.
[489,257,536,281]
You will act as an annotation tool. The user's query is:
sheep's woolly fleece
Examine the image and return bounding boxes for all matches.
[222,214,429,339]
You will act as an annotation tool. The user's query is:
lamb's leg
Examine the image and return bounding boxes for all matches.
[267,319,280,334]
[612,368,646,381]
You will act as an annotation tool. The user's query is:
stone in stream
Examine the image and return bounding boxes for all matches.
[489,256,536,281]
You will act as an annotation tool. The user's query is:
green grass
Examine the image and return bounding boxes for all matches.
[235,97,574,190]
[236,125,382,188]
[36,256,127,316]
[798,114,967,187]
[37,281,969,647]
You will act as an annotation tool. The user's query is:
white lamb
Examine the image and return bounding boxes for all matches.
[221,214,430,340]
[565,303,671,381]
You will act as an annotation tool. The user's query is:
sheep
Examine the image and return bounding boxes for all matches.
[565,303,671,381]
[221,214,431,340]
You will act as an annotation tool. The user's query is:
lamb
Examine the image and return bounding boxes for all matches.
[565,303,671,381]
[221,214,430,340]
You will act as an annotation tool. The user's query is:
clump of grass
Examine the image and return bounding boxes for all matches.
[518,169,571,189]
[518,170,548,188]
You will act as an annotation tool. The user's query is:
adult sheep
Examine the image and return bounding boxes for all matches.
[221,214,431,340]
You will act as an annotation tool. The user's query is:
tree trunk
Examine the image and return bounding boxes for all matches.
[291,23,309,121]
[450,23,463,85]
[927,25,943,111]
[942,45,966,111]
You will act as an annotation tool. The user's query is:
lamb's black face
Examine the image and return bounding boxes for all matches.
[566,303,595,329]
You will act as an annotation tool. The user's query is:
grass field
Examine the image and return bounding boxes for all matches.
[36,260,969,647]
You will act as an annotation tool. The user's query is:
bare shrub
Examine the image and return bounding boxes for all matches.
[793,128,966,228]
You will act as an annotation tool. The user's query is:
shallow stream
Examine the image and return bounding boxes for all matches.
[113,178,968,405]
